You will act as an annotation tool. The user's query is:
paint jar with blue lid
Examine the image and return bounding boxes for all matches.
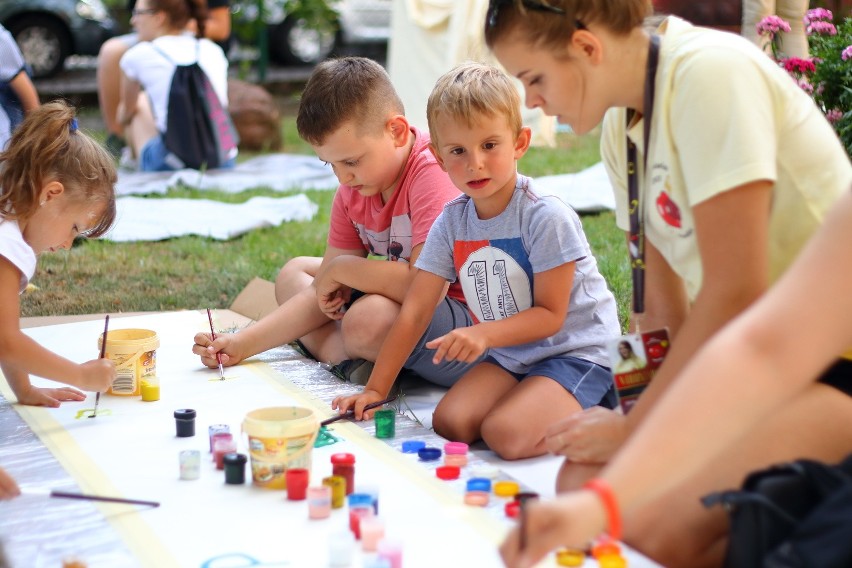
[418,447,442,461]
[401,440,426,453]
[466,478,492,493]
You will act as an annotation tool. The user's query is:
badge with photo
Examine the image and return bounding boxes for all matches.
[608,329,670,413]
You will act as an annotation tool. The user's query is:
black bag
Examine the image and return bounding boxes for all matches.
[151,41,238,170]
[702,453,852,568]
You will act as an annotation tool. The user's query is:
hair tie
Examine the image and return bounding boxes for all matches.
[70,118,78,133]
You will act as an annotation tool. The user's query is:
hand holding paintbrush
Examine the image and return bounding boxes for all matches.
[91,315,110,418]
[206,308,225,380]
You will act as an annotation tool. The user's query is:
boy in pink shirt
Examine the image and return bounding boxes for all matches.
[193,57,477,388]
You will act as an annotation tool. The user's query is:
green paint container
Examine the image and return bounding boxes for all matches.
[374,408,395,439]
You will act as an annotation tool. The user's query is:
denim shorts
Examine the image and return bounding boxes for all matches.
[483,354,618,409]
[399,296,482,388]
[139,134,236,172]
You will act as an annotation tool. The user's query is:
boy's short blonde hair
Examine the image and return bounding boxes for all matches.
[426,62,522,146]
[296,57,404,146]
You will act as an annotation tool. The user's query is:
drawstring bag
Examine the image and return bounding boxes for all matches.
[702,453,852,568]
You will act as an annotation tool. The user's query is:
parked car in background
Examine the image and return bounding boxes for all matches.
[0,0,116,78]
[231,0,391,65]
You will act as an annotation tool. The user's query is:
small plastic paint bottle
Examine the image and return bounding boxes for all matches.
[208,424,230,452]
[401,440,425,454]
[330,453,356,495]
[417,447,441,462]
[307,485,332,519]
[358,483,380,514]
[210,432,233,456]
[359,517,385,552]
[323,475,346,509]
[468,464,500,480]
[328,530,356,567]
[174,409,196,437]
[347,493,374,539]
[285,468,309,500]
[505,500,521,518]
[373,408,395,439]
[464,477,492,506]
[179,449,201,480]
[435,465,460,480]
[223,452,247,485]
[494,480,521,499]
[376,538,403,568]
[141,376,159,402]
[443,441,469,467]
[213,438,237,470]
[363,558,391,568]
[556,547,586,567]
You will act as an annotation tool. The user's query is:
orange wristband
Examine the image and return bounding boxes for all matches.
[583,478,622,541]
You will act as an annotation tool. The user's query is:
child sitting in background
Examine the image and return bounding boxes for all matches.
[0,23,39,150]
[333,62,620,460]
[194,57,477,390]
[0,101,117,407]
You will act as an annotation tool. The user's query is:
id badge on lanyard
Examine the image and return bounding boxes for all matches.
[612,34,670,413]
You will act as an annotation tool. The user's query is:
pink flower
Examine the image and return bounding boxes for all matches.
[843,46,852,61]
[796,77,814,94]
[782,57,816,74]
[757,15,792,36]
[807,21,838,36]
[804,8,833,26]
[826,109,843,124]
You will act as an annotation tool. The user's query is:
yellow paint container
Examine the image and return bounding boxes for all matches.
[98,329,159,397]
[242,406,319,490]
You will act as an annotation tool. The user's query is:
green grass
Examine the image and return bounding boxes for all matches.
[21,119,630,330]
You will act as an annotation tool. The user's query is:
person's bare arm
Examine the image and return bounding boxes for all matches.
[116,73,141,132]
[194,246,366,366]
[8,71,38,112]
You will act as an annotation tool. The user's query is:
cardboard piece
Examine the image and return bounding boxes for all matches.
[228,276,278,322]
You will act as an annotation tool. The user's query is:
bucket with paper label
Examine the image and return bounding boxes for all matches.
[98,328,159,398]
[242,406,319,490]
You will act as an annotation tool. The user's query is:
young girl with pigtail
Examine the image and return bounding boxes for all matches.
[0,100,117,409]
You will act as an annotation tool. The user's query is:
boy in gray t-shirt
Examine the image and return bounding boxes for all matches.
[332,62,619,460]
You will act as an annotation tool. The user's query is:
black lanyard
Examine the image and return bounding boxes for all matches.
[626,34,660,315]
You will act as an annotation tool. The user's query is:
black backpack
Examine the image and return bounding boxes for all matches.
[151,41,238,170]
[703,453,852,568]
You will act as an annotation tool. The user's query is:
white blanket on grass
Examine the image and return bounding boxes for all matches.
[107,156,614,242]
[104,194,318,242]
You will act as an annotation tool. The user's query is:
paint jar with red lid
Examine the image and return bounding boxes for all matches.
[331,453,356,495]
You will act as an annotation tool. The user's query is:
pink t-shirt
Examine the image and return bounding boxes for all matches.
[327,127,464,302]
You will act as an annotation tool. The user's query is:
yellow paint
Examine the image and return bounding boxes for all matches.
[74,408,113,419]
[141,381,160,402]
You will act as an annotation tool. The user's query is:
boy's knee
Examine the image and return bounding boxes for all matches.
[275,257,315,304]
[339,296,397,359]
[480,415,532,460]
[432,407,477,445]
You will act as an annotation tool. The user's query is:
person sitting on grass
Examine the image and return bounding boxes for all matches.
[0,23,39,151]
[333,62,620,460]
[193,57,478,391]
[0,101,117,407]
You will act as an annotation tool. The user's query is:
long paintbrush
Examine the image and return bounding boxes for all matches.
[320,395,398,427]
[91,314,109,418]
[21,487,159,508]
[206,308,225,380]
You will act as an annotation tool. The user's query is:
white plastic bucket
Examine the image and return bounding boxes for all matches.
[242,406,319,490]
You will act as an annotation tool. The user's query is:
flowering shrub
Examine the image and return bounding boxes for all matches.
[758,9,852,155]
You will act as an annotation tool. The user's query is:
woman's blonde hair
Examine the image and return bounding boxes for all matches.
[484,0,652,53]
[0,101,116,238]
[427,62,522,147]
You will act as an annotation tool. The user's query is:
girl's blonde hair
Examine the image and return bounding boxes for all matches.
[427,62,522,147]
[0,101,117,238]
[484,0,652,53]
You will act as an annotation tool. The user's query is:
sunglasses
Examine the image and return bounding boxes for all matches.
[487,0,585,31]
